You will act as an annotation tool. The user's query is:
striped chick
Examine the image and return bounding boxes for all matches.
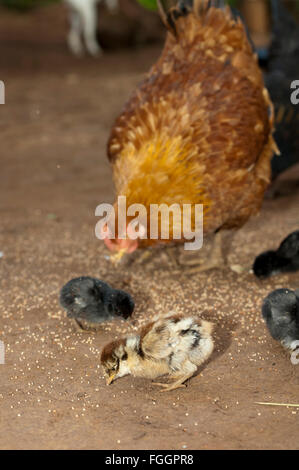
[101,314,214,392]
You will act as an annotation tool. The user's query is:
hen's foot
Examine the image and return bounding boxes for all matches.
[180,232,224,274]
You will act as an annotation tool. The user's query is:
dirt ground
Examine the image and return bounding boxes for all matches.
[0,5,299,451]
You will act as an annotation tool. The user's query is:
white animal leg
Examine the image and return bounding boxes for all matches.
[81,1,102,57]
[67,9,84,56]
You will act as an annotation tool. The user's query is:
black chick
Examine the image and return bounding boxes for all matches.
[262,288,299,351]
[253,230,299,278]
[60,276,134,331]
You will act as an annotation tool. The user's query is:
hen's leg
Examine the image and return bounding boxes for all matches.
[179,231,224,274]
[132,246,178,267]
[166,246,180,268]
[135,250,151,264]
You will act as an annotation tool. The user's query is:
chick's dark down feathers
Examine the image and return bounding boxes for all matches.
[60,276,134,323]
[262,288,299,350]
[253,230,299,278]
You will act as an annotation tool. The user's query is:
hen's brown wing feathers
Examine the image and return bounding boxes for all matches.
[107,2,276,237]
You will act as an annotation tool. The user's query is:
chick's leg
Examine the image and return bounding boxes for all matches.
[152,381,186,389]
[73,319,90,333]
[153,363,197,392]
[159,373,194,392]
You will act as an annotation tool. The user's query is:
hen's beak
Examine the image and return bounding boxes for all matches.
[106,374,116,385]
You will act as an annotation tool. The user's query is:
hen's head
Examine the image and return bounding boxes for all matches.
[100,220,146,261]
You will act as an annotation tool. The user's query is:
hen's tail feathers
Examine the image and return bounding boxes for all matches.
[268,0,299,73]
[157,0,189,37]
[157,0,231,37]
[266,0,299,177]
[271,0,298,35]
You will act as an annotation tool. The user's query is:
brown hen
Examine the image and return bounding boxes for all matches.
[103,0,278,270]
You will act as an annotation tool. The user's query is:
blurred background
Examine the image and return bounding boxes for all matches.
[0,0,298,227]
[0,0,298,62]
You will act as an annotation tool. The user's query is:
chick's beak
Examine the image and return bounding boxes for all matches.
[106,374,116,385]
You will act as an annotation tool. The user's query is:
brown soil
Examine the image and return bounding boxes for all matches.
[0,4,298,451]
